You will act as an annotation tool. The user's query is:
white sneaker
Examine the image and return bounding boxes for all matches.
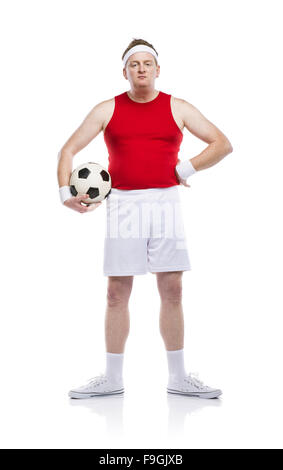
[68,373,124,399]
[167,372,222,399]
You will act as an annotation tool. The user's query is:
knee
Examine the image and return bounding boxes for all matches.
[159,281,182,304]
[107,277,133,307]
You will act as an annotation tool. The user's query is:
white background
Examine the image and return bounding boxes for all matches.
[0,0,282,449]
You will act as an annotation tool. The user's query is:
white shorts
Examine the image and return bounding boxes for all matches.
[103,186,191,276]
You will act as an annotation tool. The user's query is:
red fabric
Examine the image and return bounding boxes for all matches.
[103,91,183,189]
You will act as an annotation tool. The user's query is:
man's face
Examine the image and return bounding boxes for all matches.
[123,52,160,88]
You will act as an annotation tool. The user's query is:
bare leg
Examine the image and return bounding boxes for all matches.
[156,271,184,350]
[105,276,133,353]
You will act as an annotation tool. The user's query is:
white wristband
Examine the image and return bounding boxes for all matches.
[176,159,197,180]
[59,185,73,204]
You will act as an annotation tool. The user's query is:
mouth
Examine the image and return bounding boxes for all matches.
[138,76,146,79]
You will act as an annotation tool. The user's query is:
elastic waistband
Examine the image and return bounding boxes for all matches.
[110,186,179,195]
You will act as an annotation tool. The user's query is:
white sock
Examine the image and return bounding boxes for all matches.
[106,352,124,382]
[166,349,186,381]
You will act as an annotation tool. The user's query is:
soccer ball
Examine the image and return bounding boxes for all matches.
[69,162,111,203]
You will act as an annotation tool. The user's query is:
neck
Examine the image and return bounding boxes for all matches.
[127,87,158,103]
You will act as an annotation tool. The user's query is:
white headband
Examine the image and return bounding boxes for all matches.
[123,45,158,67]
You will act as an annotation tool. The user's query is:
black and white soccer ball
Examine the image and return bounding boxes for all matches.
[69,162,111,204]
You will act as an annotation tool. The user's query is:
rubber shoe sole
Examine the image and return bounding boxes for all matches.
[167,387,222,399]
[68,388,124,399]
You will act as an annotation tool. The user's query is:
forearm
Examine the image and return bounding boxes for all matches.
[57,149,74,187]
[190,139,233,172]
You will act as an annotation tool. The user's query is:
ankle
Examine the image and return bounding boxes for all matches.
[105,351,124,383]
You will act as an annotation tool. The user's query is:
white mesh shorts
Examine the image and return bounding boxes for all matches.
[103,186,191,276]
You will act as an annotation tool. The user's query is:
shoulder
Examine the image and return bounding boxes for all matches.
[171,95,194,110]
[170,95,200,121]
[86,97,115,124]
[94,97,115,113]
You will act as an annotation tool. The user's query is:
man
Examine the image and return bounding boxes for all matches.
[57,39,233,399]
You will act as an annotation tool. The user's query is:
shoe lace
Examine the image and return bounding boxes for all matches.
[87,373,107,385]
[184,372,204,389]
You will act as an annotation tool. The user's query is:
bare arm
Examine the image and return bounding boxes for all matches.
[57,100,111,212]
[181,100,233,171]
[57,101,109,186]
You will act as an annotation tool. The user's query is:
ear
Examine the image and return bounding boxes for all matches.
[123,68,127,80]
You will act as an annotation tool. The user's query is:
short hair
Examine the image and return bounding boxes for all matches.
[122,38,158,66]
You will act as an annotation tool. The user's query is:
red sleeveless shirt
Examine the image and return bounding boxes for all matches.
[103,90,183,190]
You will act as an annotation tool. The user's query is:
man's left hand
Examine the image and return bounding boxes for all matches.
[175,159,191,188]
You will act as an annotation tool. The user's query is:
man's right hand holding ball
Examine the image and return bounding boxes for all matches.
[59,186,102,213]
